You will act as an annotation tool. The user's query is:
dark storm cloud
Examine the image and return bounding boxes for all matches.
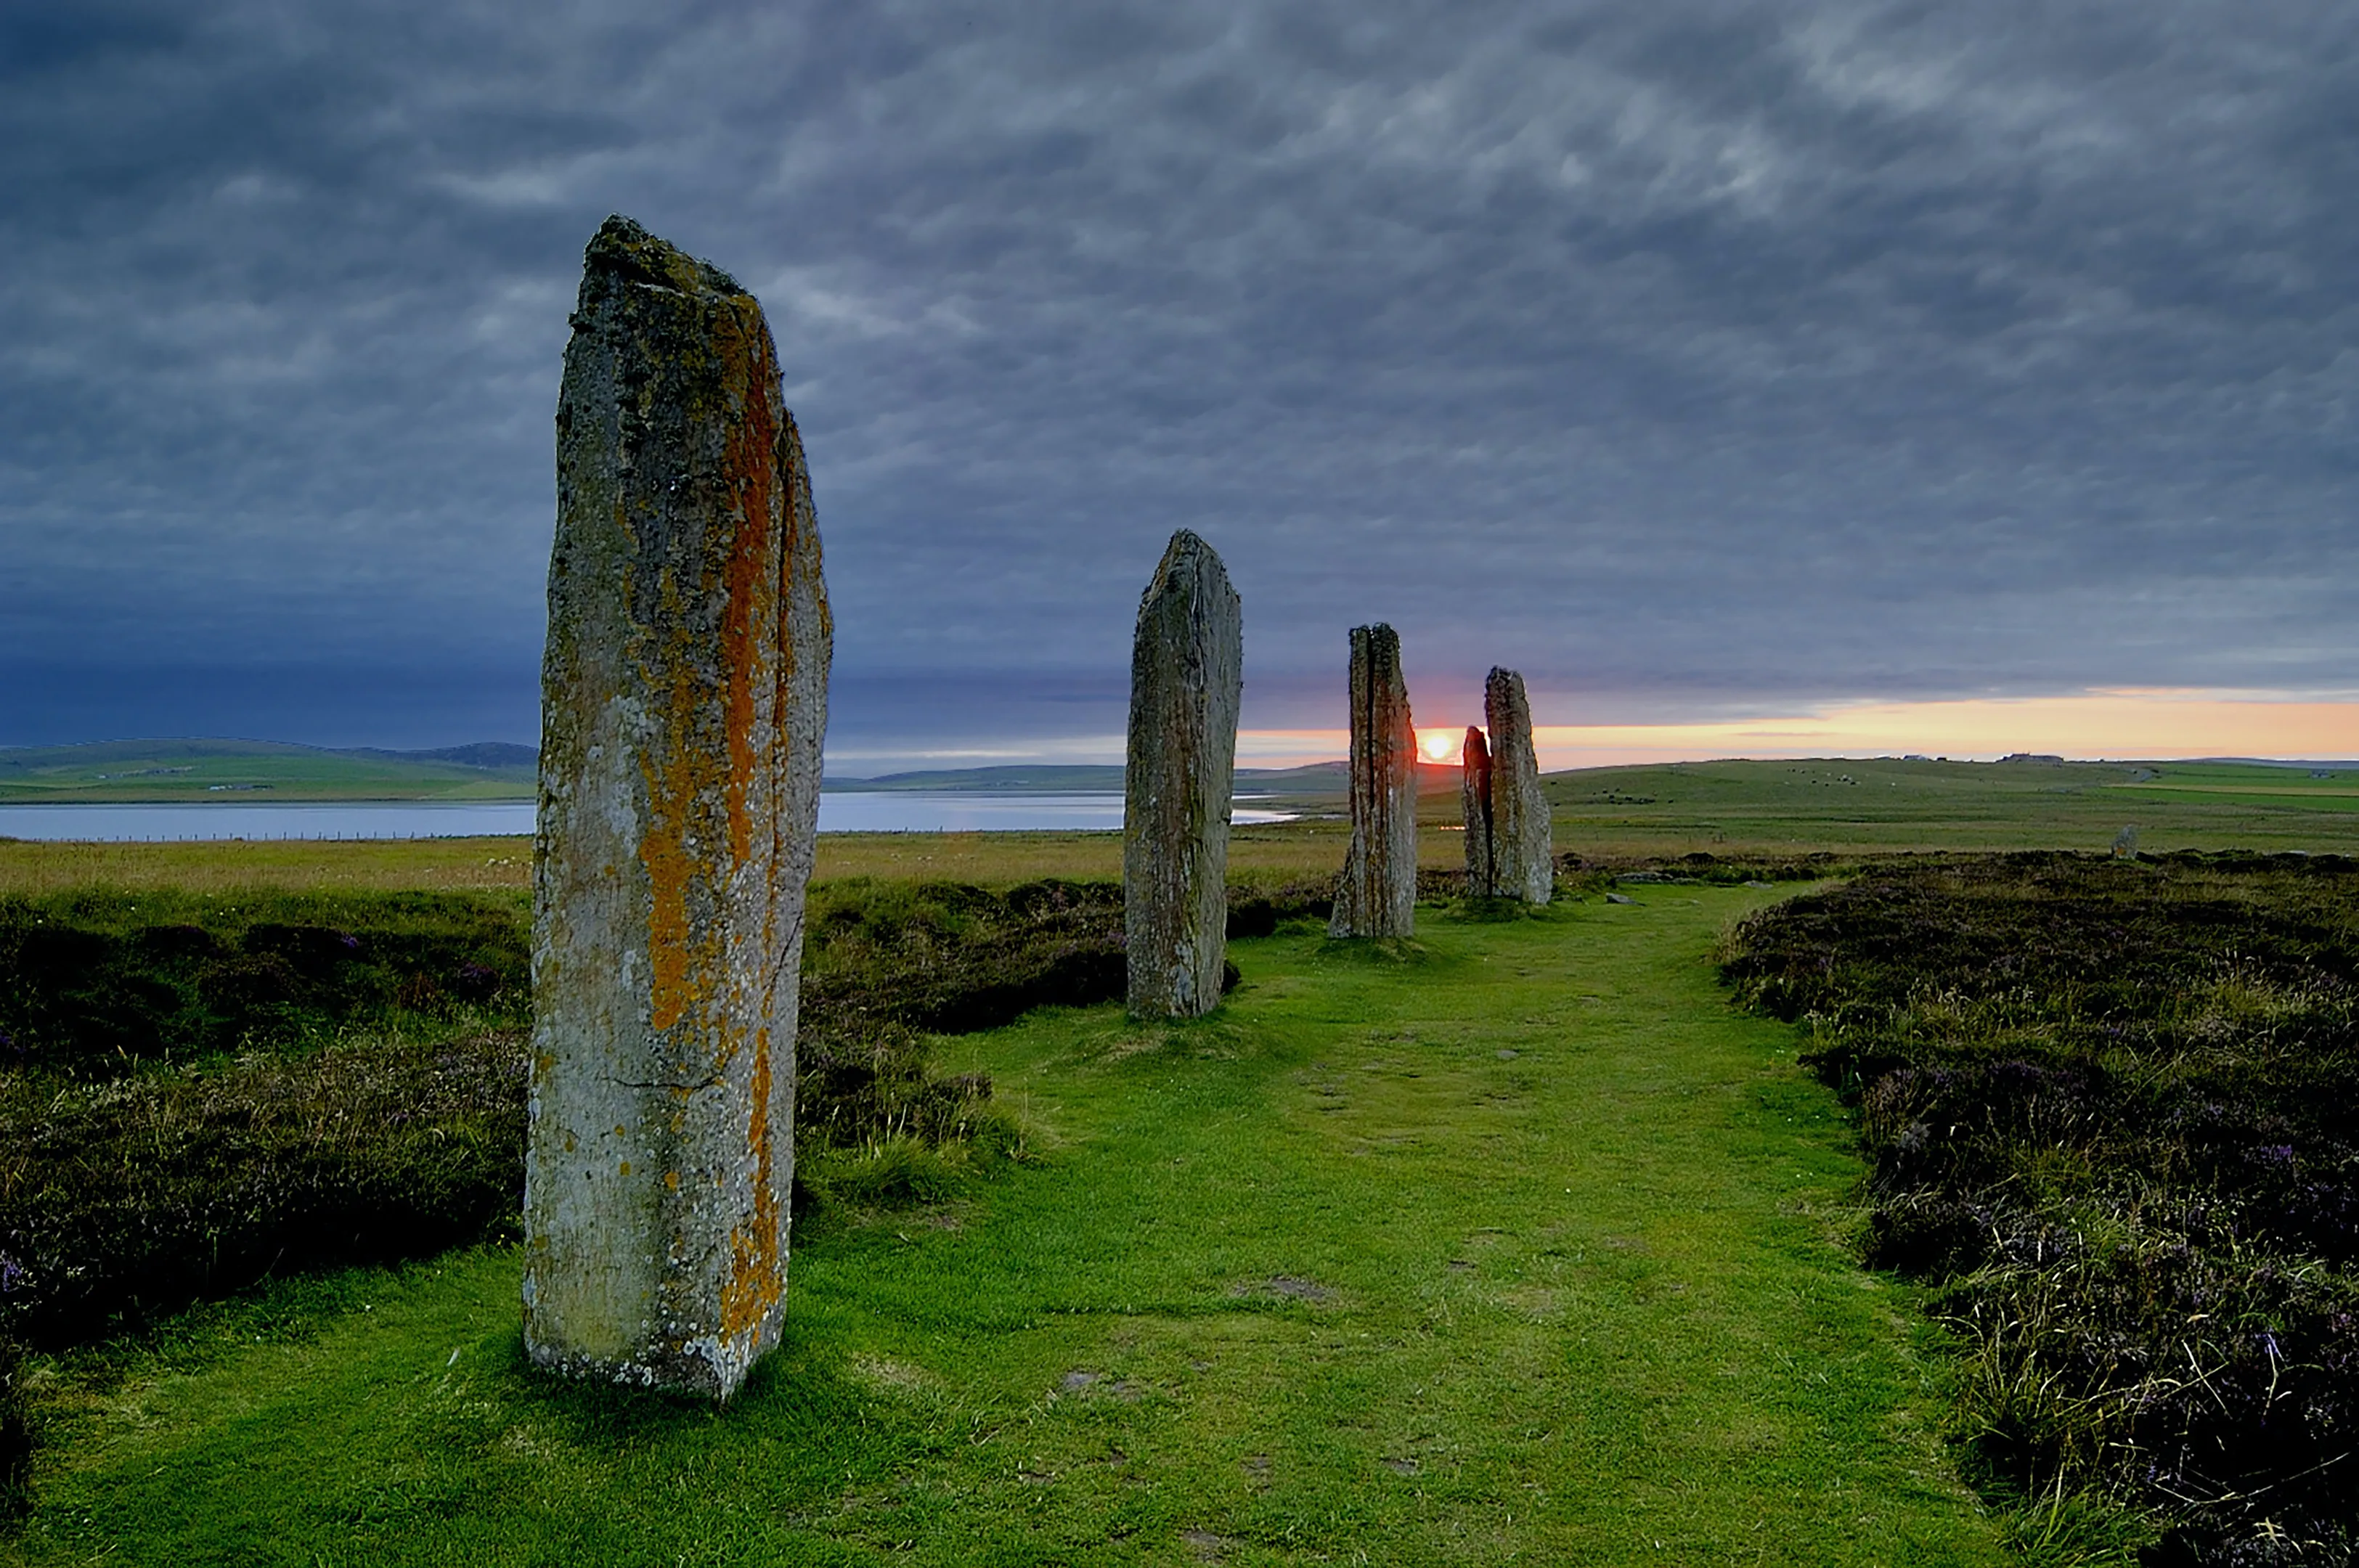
[3,1,2352,754]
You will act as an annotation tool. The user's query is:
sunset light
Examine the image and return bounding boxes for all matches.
[1234,688,2359,772]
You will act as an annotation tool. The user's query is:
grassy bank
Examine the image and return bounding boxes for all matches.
[6,888,2007,1565]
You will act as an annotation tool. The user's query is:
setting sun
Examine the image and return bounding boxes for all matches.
[1418,728,1459,762]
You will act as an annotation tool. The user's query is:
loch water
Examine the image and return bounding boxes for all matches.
[0,793,1295,842]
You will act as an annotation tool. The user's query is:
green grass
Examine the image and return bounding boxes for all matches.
[7,889,2007,1564]
[1541,757,2359,858]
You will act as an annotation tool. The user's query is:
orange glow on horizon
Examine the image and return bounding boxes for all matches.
[1418,729,1458,762]
[1233,690,2359,772]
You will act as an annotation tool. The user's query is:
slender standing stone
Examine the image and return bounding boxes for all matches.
[1483,666,1552,903]
[1124,531,1244,1017]
[525,216,831,1399]
[1461,724,1496,896]
[1329,624,1417,937]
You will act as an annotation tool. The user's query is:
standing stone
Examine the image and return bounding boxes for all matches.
[1483,666,1552,903]
[1461,724,1496,896]
[1329,624,1418,938]
[1125,530,1243,1017]
[525,216,831,1400]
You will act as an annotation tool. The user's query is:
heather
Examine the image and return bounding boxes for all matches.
[1723,852,2359,1564]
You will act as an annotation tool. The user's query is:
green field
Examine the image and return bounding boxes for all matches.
[0,740,534,804]
[1534,756,2359,858]
[9,891,2010,1566]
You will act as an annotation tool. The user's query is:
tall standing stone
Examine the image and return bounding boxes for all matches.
[1124,530,1243,1017]
[1329,624,1418,938]
[1483,666,1552,903]
[1461,724,1496,895]
[525,216,831,1400]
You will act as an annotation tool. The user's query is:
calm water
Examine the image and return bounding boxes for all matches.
[0,793,1294,842]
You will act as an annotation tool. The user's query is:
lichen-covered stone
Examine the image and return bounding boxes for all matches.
[1125,531,1243,1017]
[1483,666,1552,903]
[1329,624,1417,938]
[525,216,831,1400]
[1461,724,1496,895]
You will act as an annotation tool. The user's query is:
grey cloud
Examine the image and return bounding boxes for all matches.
[2,1,2352,751]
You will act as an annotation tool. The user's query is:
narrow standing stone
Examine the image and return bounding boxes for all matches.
[525,216,831,1400]
[1329,624,1417,937]
[1461,724,1496,896]
[1484,666,1552,903]
[1124,530,1243,1017]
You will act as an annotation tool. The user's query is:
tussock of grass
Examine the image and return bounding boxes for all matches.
[802,1133,1013,1212]
[1724,851,2359,1565]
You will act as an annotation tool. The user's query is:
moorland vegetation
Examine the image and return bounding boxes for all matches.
[1726,853,2359,1564]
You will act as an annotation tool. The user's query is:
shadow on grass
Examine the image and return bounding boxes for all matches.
[470,1327,878,1455]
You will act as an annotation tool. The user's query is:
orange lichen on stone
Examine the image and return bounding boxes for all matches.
[720,1027,782,1337]
[637,576,725,1035]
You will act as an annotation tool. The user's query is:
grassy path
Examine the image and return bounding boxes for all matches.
[14,887,2005,1565]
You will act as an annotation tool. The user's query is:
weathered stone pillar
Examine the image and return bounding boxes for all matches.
[525,216,831,1399]
[1461,724,1496,896]
[1124,530,1243,1017]
[1484,666,1552,903]
[1329,624,1417,937]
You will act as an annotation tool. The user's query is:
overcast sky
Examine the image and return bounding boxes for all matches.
[4,1,2353,766]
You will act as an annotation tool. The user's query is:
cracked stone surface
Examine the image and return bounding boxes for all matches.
[1483,666,1553,903]
[524,216,830,1400]
[1329,624,1417,938]
[1124,529,1243,1018]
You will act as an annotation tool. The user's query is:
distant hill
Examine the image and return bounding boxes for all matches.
[822,761,1385,799]
[337,742,539,772]
[823,764,1125,793]
[0,738,537,803]
[0,743,1465,806]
